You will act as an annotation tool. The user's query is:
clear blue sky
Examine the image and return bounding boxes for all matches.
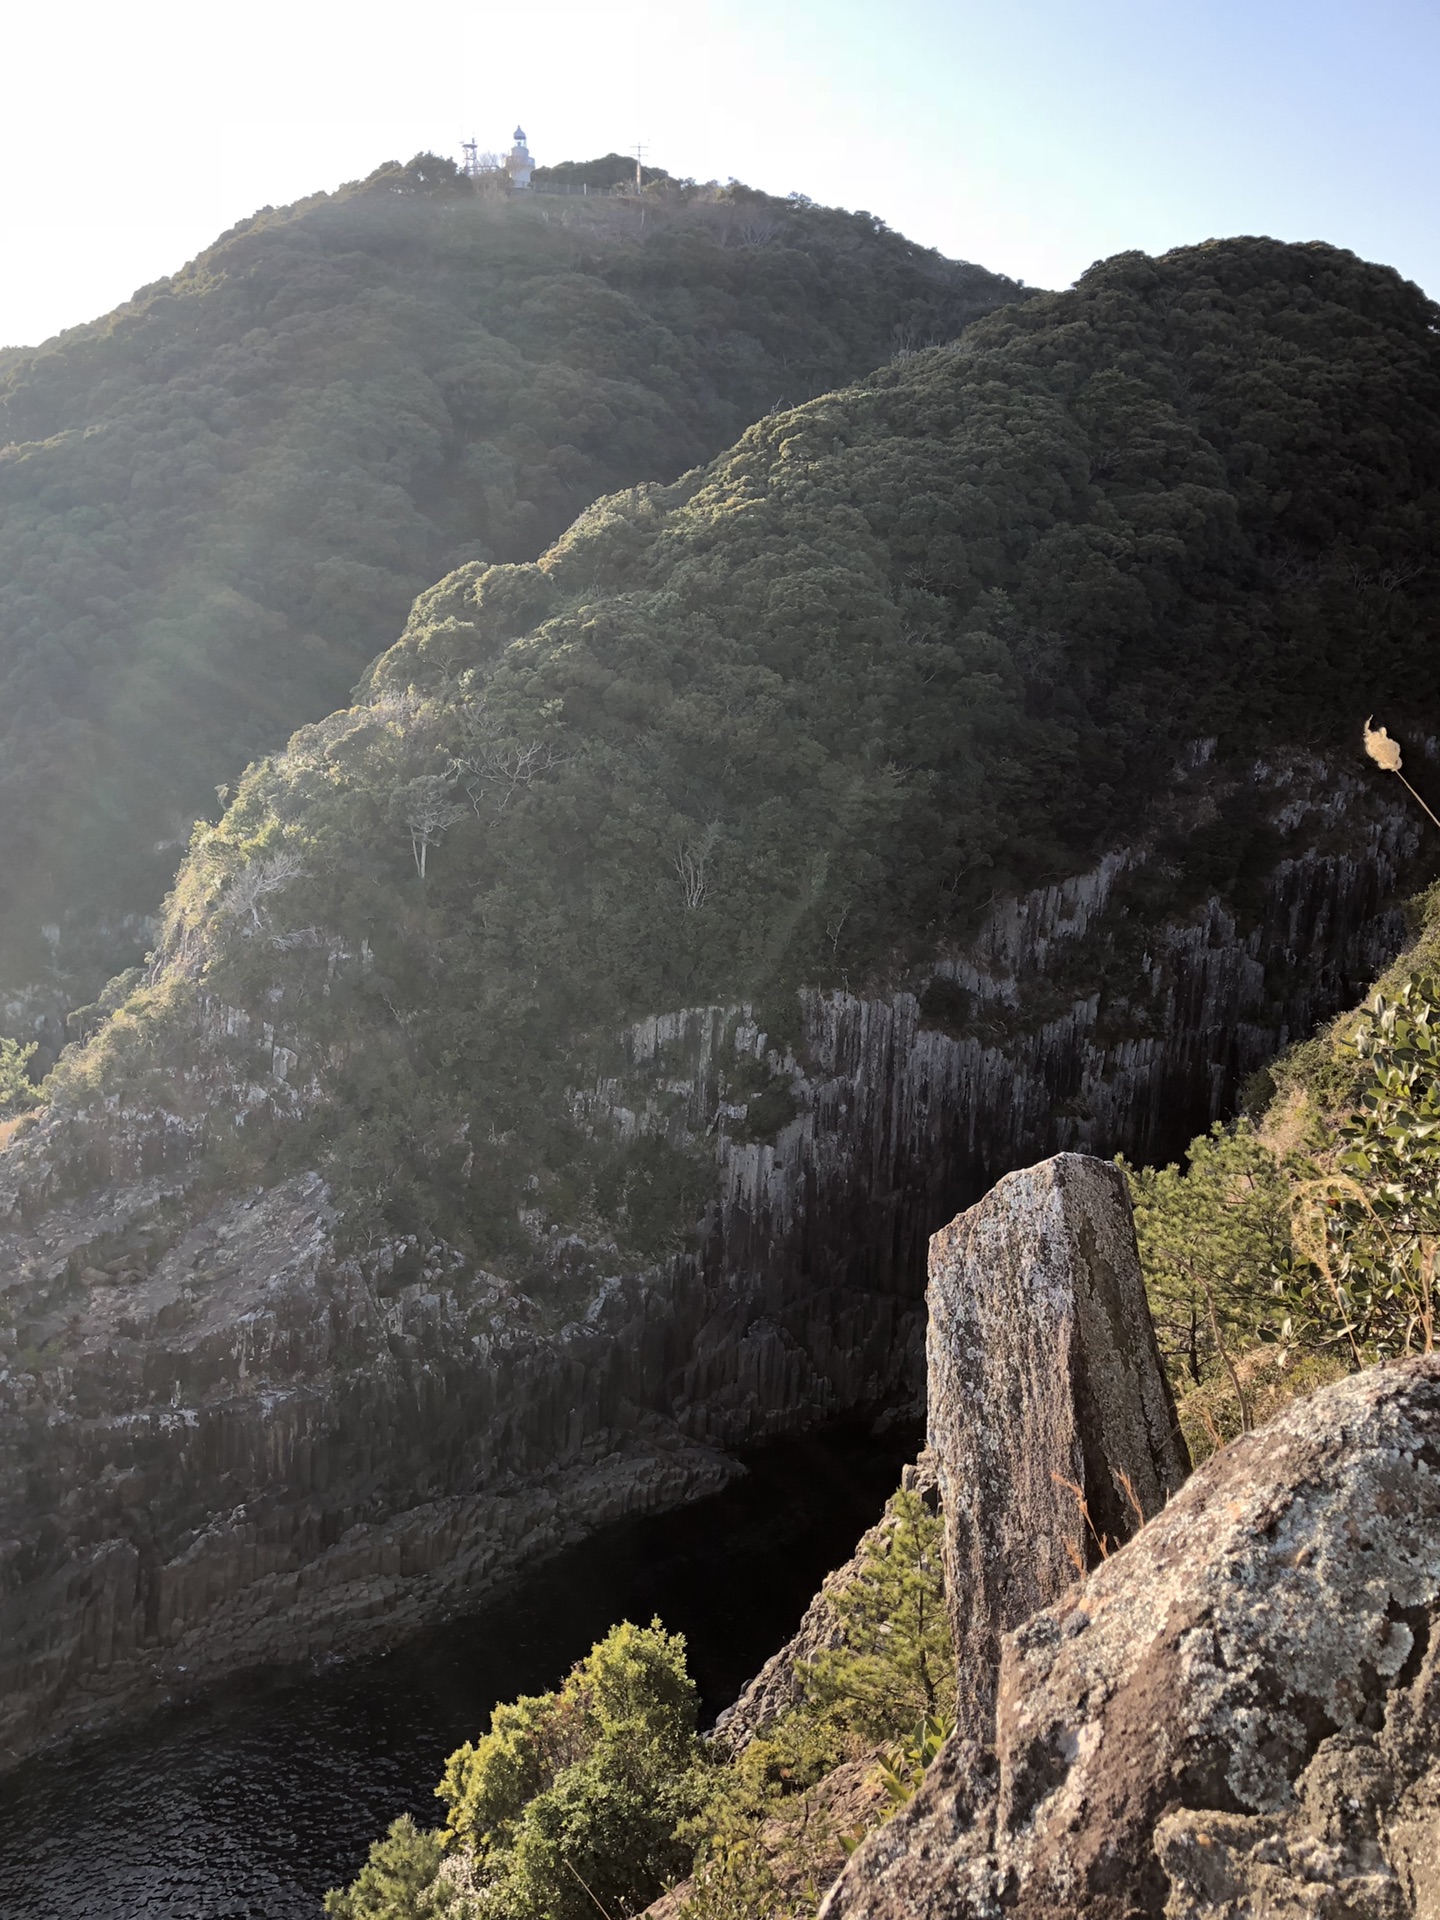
[2,0,1436,348]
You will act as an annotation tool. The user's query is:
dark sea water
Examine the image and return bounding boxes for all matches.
[0,1421,920,1920]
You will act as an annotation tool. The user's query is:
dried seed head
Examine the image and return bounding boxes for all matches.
[1364,716,1403,774]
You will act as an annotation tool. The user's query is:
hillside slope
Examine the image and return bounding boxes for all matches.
[0,158,1016,1005]
[0,235,1437,1758]
[96,233,1440,1244]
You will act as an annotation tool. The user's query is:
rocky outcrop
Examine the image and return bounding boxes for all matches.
[714,1152,1186,1896]
[0,752,1418,1766]
[823,1356,1440,1920]
[927,1153,1189,1739]
[717,1155,1187,1755]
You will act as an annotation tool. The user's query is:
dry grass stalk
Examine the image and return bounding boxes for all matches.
[1052,1473,1110,1568]
[1113,1466,1147,1532]
[1196,1403,1226,1454]
[1200,1274,1253,1432]
[1364,716,1440,832]
[1292,1171,1389,1369]
[1291,1166,1438,1362]
[563,1857,618,1920]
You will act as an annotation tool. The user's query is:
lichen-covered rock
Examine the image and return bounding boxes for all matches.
[823,1356,1440,1920]
[927,1152,1189,1738]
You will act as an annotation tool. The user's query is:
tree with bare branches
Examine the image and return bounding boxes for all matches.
[449,697,563,815]
[394,776,466,879]
[222,851,306,932]
[673,822,720,910]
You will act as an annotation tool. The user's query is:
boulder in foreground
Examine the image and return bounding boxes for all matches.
[823,1355,1440,1919]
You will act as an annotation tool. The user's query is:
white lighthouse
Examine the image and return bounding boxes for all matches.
[506,127,534,190]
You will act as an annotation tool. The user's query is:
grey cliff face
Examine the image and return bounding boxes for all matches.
[0,1170,752,1766]
[926,1153,1188,1740]
[824,1357,1440,1920]
[0,750,1418,1765]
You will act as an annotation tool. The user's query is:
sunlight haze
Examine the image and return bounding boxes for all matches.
[2,0,1436,347]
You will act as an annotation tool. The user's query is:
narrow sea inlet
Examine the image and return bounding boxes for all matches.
[0,1421,918,1920]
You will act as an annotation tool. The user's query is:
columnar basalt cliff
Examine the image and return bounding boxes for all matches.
[0,1170,747,1763]
[0,759,1415,1767]
[580,751,1416,1323]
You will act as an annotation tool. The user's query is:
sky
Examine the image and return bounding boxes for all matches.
[1,0,1436,349]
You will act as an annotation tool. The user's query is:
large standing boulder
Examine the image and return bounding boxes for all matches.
[823,1355,1440,1920]
[927,1152,1189,1737]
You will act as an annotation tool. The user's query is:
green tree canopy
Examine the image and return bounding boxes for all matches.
[327,1492,954,1920]
[325,1620,705,1920]
[0,163,1016,998]
[0,1037,37,1116]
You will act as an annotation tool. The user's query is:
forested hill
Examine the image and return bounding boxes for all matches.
[40,236,1440,1264]
[0,156,1018,1011]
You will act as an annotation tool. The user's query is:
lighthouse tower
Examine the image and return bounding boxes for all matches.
[506,127,534,190]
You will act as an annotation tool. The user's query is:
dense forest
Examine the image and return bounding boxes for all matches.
[37,235,1440,1271]
[0,156,1016,1007]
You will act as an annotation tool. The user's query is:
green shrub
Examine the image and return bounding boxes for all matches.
[434,1620,702,1920]
[323,1817,448,1919]
[1124,1122,1297,1410]
[1127,944,1440,1452]
[797,1490,953,1743]
[679,1489,953,1920]
[0,1037,37,1116]
[328,1488,953,1920]
[1288,973,1440,1362]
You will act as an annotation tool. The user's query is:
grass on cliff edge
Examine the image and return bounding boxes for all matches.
[1128,878,1440,1459]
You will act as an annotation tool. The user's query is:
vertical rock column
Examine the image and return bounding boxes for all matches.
[926,1151,1188,1737]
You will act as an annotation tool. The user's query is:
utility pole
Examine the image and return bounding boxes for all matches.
[633,141,648,191]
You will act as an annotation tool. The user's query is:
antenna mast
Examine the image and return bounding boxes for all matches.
[633,141,648,190]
